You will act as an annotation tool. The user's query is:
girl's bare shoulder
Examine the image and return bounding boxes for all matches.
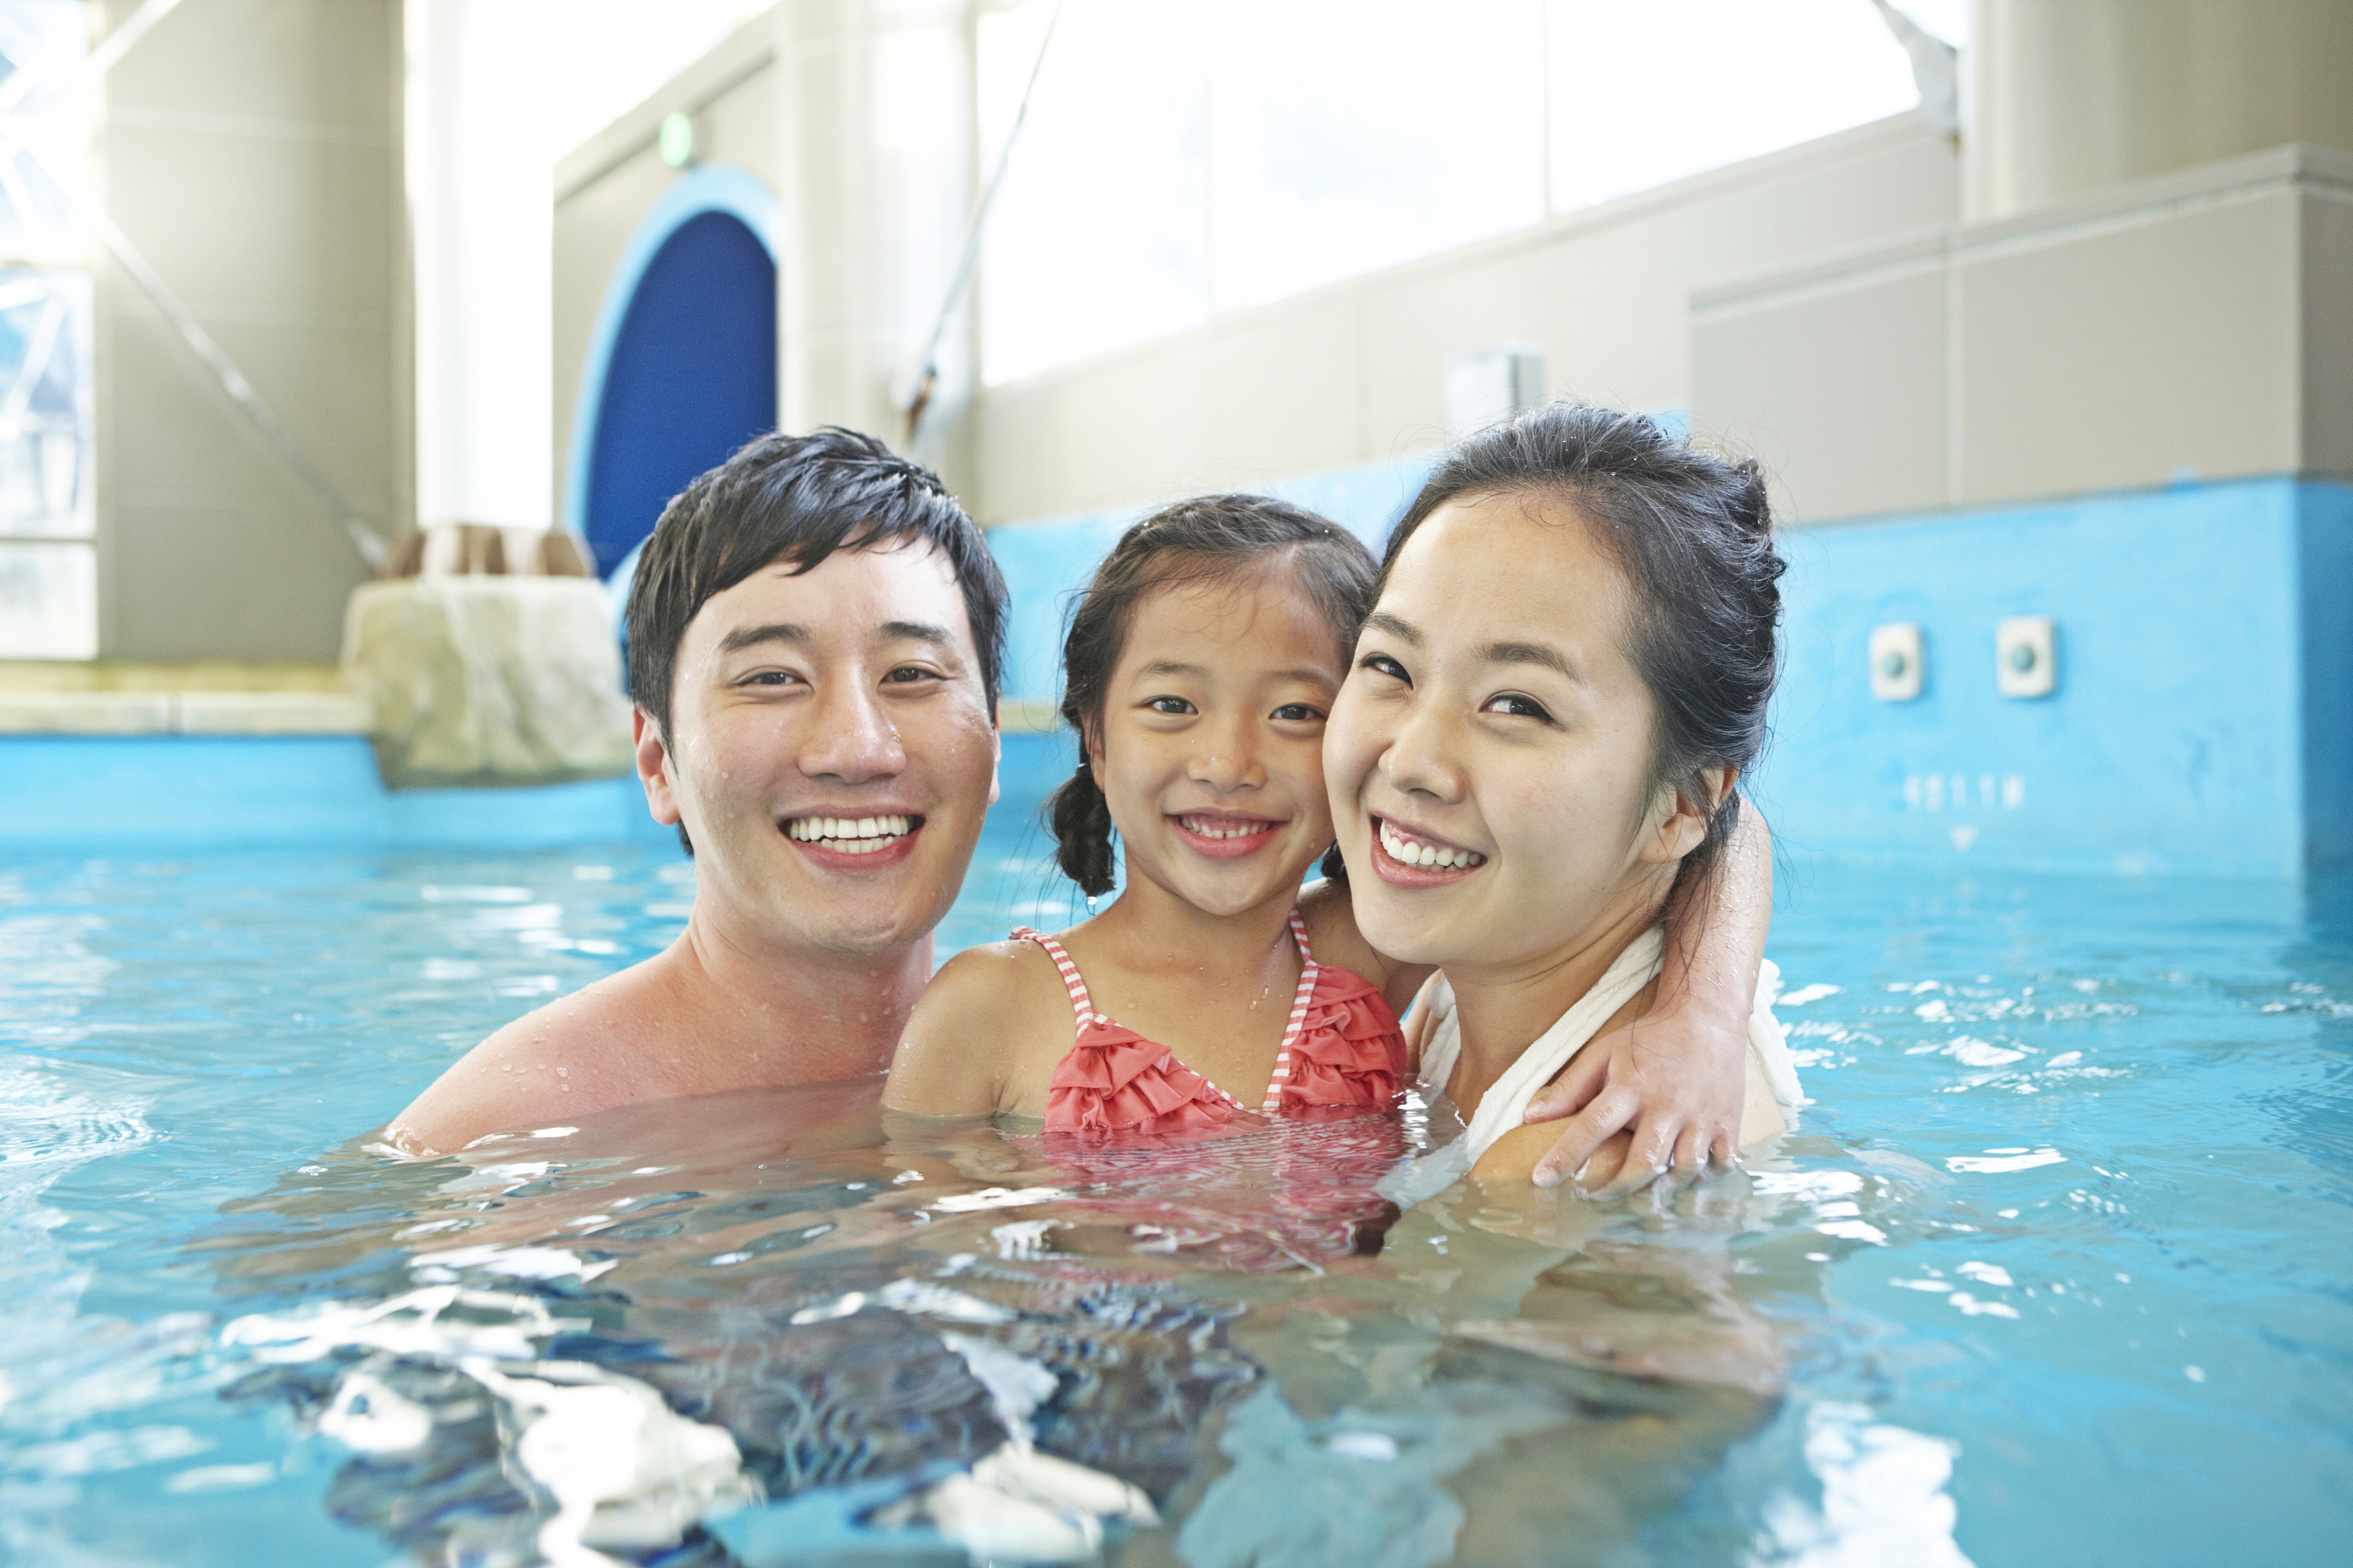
[884,937,1073,1113]
[1300,878,1434,1016]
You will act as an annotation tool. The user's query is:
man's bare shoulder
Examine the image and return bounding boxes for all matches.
[384,955,689,1157]
[882,938,1068,1115]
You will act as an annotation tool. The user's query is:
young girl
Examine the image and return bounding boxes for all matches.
[884,493,1764,1170]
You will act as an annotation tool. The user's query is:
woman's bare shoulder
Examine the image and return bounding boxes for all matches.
[883,938,1071,1114]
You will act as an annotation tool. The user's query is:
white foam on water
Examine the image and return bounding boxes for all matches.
[1945,1148,2065,1173]
[1751,1402,1975,1567]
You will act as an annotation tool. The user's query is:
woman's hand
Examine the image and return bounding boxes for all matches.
[1520,803,1774,1195]
[1517,993,1748,1194]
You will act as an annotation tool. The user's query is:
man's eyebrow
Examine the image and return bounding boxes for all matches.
[1362,612,1419,644]
[1484,640,1584,682]
[716,623,807,656]
[879,620,961,650]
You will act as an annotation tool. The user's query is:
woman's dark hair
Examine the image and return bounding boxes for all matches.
[1380,401,1782,883]
[1048,495,1377,896]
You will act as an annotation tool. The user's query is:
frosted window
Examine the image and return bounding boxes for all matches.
[1545,0,1919,212]
[0,268,91,541]
[0,538,93,658]
[0,0,87,265]
[979,0,1928,384]
[978,2,1212,386]
[1208,1,1544,313]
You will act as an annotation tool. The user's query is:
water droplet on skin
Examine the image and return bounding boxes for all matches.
[557,1067,568,1077]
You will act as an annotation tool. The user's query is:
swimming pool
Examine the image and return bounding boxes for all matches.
[2,753,2349,1565]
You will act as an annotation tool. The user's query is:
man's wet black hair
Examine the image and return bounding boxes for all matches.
[624,428,1008,852]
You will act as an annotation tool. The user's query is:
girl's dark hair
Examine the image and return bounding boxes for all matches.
[1381,401,1783,884]
[1048,495,1377,896]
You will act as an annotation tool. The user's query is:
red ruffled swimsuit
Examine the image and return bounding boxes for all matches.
[1014,910,1408,1136]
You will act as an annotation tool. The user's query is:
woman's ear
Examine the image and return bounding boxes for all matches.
[1638,766,1735,865]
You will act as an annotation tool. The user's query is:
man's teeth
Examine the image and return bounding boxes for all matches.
[1379,820,1486,870]
[1181,815,1273,840]
[788,815,914,852]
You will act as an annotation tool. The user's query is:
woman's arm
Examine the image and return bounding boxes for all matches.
[1519,803,1774,1194]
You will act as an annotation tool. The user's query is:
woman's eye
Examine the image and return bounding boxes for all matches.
[1359,653,1410,685]
[1146,696,1195,715]
[1270,702,1326,723]
[1483,692,1553,721]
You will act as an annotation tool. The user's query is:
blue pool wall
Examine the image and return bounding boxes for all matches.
[984,466,2353,880]
[6,472,2346,878]
[0,733,1072,857]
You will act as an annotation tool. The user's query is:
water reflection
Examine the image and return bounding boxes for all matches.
[195,1079,1817,1566]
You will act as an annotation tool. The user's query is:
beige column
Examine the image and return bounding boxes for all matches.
[772,0,976,476]
[1966,0,2353,221]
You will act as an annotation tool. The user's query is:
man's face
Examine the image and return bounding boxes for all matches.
[638,539,1000,960]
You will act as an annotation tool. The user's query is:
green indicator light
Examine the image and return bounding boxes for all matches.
[659,112,695,168]
[2008,642,2037,672]
[1878,649,1908,679]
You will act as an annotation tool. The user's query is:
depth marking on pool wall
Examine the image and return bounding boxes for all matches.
[1904,774,2026,811]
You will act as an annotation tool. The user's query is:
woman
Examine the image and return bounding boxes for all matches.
[1327,401,1802,1193]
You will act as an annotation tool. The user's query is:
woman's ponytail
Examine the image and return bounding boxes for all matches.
[1047,755,1117,896]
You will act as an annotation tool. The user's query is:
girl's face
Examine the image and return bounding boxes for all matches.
[1325,491,1704,976]
[1092,566,1345,920]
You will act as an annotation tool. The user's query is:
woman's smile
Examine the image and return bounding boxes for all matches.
[1370,813,1488,882]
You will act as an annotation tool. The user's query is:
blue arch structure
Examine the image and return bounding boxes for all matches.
[565,164,781,581]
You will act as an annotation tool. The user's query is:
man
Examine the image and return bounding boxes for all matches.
[386,429,1006,1156]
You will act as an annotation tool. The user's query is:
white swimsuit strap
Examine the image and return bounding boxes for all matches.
[1454,928,1667,1162]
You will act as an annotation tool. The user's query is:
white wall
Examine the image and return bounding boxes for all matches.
[967,112,1962,525]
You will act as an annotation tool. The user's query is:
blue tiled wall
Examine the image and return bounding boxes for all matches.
[1752,478,2353,878]
[988,466,2353,879]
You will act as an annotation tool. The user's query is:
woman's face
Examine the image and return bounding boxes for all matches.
[1093,567,1344,919]
[1325,491,1694,976]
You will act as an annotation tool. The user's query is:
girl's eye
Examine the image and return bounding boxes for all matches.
[1270,702,1325,723]
[1483,692,1554,721]
[1359,653,1410,685]
[1146,696,1195,715]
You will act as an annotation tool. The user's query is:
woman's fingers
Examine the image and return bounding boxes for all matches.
[1528,1084,1638,1187]
[1584,1115,1682,1199]
[1522,1052,1608,1123]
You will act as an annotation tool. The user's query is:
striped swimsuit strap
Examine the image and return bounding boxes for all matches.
[1260,909,1321,1114]
[1010,926,1099,1024]
[1011,914,1318,1113]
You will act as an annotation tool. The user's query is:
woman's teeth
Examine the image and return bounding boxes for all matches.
[1379,820,1486,870]
[1180,815,1274,839]
[788,815,914,853]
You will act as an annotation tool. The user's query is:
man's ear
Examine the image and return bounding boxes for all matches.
[988,713,1003,808]
[633,708,683,827]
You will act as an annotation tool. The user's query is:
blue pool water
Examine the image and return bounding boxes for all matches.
[2,750,2349,1565]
